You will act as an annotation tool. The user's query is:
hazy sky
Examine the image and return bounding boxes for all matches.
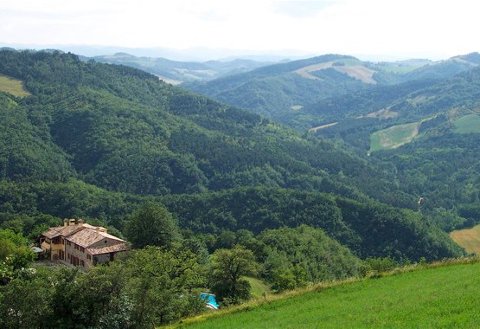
[1,0,479,60]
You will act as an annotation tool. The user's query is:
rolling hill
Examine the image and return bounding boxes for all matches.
[185,54,383,119]
[90,52,271,84]
[184,53,480,123]
[0,49,463,262]
[172,260,480,329]
[306,65,480,229]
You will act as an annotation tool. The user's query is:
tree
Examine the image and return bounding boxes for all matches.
[125,247,205,327]
[125,203,180,249]
[209,245,258,305]
[0,267,53,329]
[0,229,34,284]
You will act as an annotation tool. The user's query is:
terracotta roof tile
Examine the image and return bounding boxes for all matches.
[42,225,85,239]
[65,227,126,248]
[43,223,126,247]
[87,243,129,255]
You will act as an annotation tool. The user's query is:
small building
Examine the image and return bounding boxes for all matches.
[40,219,129,269]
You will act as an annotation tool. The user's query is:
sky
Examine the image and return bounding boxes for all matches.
[1,0,479,61]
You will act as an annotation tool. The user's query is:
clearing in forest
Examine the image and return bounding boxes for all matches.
[453,113,480,134]
[309,122,338,133]
[361,108,399,120]
[335,65,377,84]
[295,62,377,84]
[0,74,30,97]
[369,121,421,153]
[450,224,480,254]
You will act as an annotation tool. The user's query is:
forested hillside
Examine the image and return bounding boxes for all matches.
[0,49,474,329]
[306,66,480,230]
[185,53,479,124]
[0,49,413,202]
[0,49,463,265]
[186,55,377,119]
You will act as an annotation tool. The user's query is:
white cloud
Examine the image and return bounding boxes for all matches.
[0,0,479,59]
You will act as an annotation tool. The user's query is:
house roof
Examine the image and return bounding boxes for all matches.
[42,224,93,239]
[65,228,125,248]
[87,242,129,255]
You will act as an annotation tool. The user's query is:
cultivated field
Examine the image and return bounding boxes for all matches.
[171,260,480,329]
[0,74,30,97]
[294,60,377,84]
[335,65,376,84]
[369,122,420,152]
[363,108,399,120]
[453,114,480,134]
[450,224,480,254]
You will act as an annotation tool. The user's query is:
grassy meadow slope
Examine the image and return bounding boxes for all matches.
[0,74,30,97]
[451,225,480,254]
[173,260,480,329]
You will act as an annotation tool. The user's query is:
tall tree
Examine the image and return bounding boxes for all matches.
[209,245,258,305]
[125,203,180,249]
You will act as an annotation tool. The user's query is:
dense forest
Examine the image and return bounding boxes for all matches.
[0,49,476,328]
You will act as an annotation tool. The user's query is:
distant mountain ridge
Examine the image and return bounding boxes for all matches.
[183,52,480,122]
[90,52,273,84]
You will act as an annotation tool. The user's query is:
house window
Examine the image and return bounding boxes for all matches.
[67,253,70,259]
[80,247,85,253]
[80,260,85,267]
[87,254,91,260]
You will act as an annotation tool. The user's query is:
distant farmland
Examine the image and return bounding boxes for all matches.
[450,224,480,254]
[0,74,30,97]
[369,121,420,153]
[454,114,480,134]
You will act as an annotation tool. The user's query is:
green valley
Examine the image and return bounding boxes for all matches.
[1,48,480,329]
[4,2,480,329]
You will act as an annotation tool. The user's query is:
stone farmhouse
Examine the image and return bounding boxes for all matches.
[40,219,129,269]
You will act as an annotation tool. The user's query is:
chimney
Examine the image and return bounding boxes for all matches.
[64,219,68,227]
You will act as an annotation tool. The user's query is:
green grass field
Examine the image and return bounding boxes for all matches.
[369,122,420,153]
[450,225,480,254]
[172,261,480,329]
[0,74,30,97]
[244,277,271,299]
[453,114,480,134]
